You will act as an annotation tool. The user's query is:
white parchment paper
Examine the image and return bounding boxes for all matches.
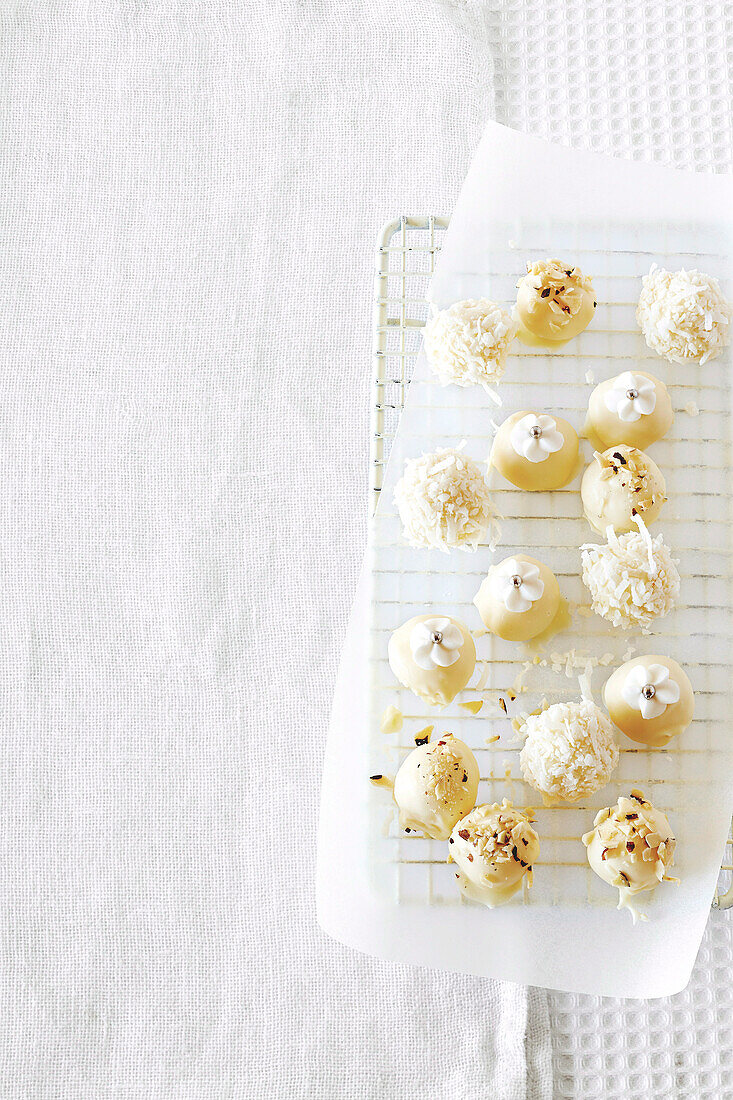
[318,123,733,998]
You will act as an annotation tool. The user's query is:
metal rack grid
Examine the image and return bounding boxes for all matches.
[371,214,733,910]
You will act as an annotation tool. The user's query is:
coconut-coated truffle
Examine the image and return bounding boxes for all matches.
[423,298,517,399]
[519,698,619,804]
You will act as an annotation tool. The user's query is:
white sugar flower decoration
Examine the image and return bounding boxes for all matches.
[510,413,564,463]
[409,618,463,670]
[603,372,657,423]
[621,663,680,720]
[491,558,545,613]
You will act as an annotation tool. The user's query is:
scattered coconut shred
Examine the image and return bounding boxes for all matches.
[423,299,517,402]
[549,649,615,678]
[636,265,731,365]
[394,445,500,552]
[580,517,680,632]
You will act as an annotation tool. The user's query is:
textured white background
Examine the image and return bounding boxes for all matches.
[1,1,731,1097]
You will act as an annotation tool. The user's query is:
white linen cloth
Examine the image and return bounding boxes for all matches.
[0,1,730,1097]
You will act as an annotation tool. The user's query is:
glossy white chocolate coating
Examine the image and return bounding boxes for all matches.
[515,259,595,344]
[474,554,560,641]
[393,735,479,840]
[587,370,673,449]
[449,800,540,907]
[583,791,676,921]
[604,654,694,747]
[581,445,666,534]
[491,410,579,491]
[388,614,476,707]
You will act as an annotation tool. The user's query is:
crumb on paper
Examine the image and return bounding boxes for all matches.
[577,605,593,618]
[485,733,501,746]
[459,699,484,715]
[548,649,615,678]
[414,725,434,746]
[369,773,394,791]
[684,401,700,417]
[511,661,533,694]
[475,660,490,690]
[380,704,403,734]
[508,239,517,249]
[622,644,637,661]
[585,369,595,384]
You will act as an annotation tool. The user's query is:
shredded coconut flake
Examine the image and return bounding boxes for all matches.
[519,698,619,802]
[684,401,700,417]
[585,369,595,384]
[580,518,680,631]
[511,661,532,695]
[423,740,464,804]
[636,265,731,365]
[394,446,500,552]
[548,649,614,679]
[423,299,517,401]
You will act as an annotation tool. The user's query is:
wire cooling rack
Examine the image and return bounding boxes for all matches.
[371,215,733,910]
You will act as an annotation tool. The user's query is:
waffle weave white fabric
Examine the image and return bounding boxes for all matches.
[1,1,731,1097]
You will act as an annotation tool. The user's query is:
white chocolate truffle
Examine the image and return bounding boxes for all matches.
[581,445,666,535]
[582,790,676,922]
[587,370,674,450]
[449,800,540,907]
[393,735,479,839]
[515,259,596,344]
[394,447,499,552]
[519,698,619,804]
[604,654,694,748]
[423,299,517,399]
[473,554,560,641]
[388,615,476,707]
[491,411,579,491]
[581,519,680,631]
[637,264,731,365]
